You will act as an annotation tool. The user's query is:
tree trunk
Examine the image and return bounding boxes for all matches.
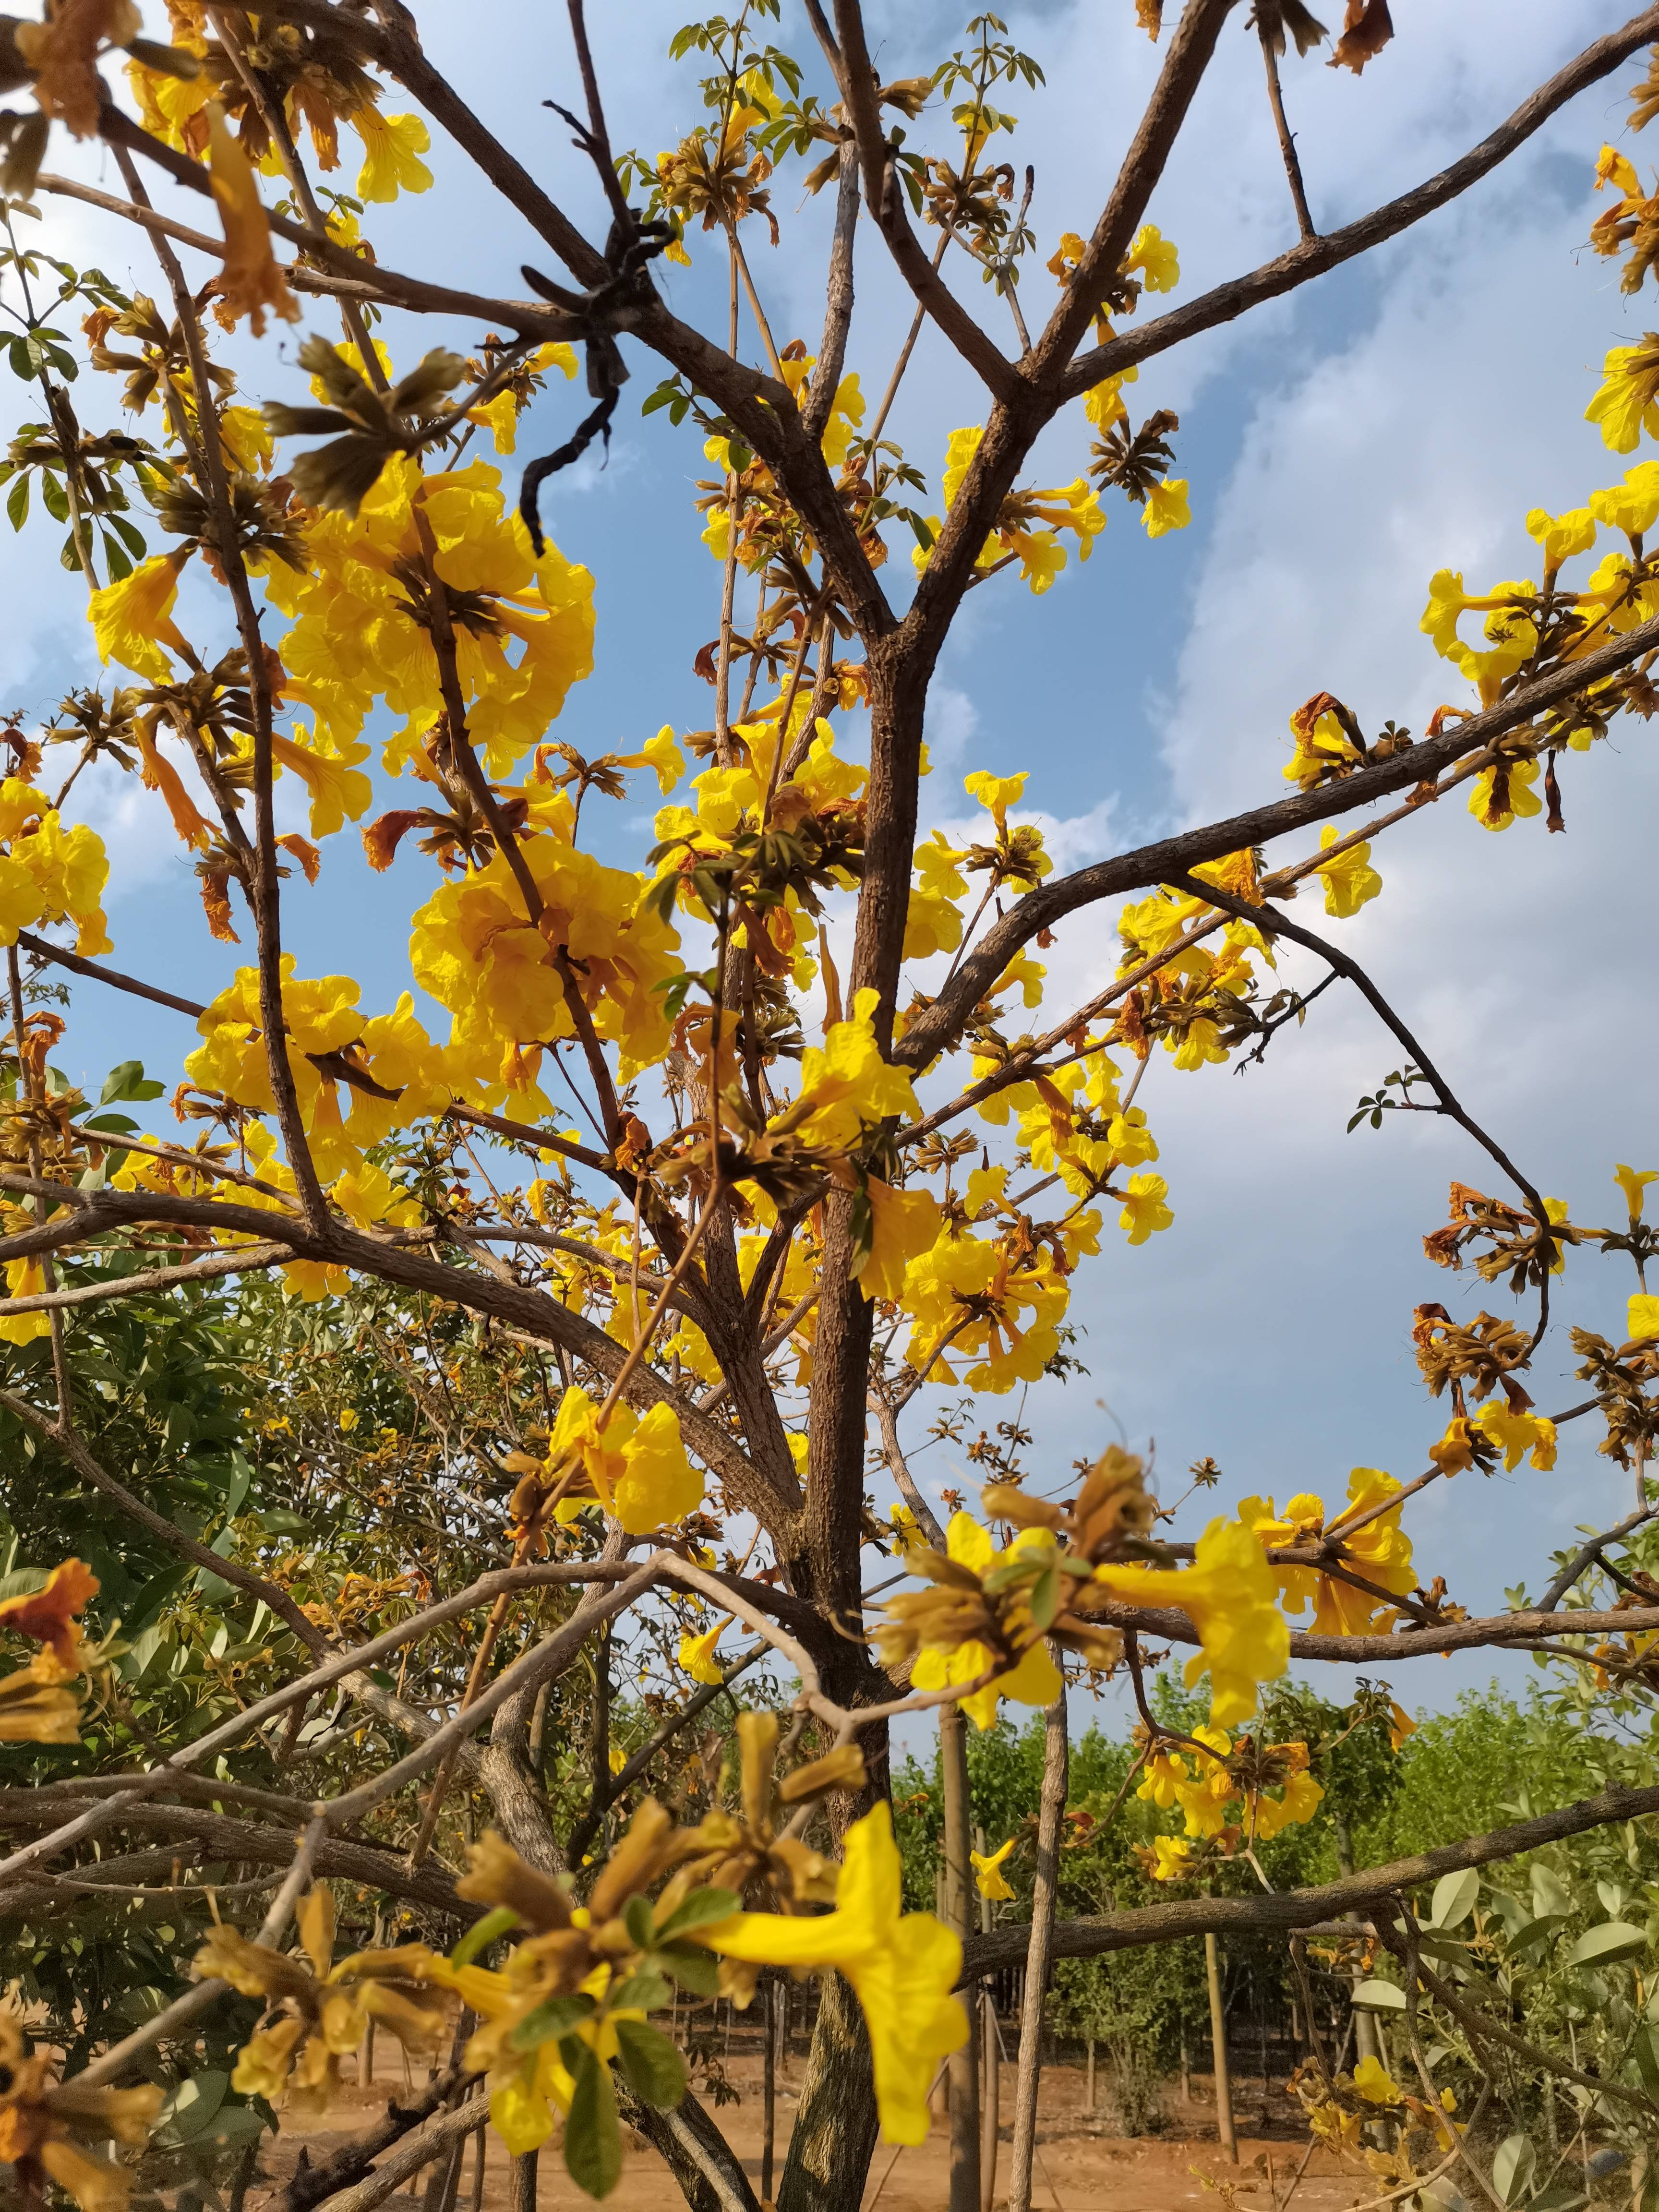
[940,1700,981,2212]
[509,2151,537,2212]
[1007,1681,1067,2212]
[1332,1811,1381,2069]
[775,1969,880,2212]
[977,1831,998,2212]
[762,1977,778,2206]
[1086,2038,1096,2116]
[1205,1933,1236,2164]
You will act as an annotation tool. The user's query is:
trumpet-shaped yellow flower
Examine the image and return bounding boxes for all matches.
[0,2013,161,2212]
[702,1804,968,2146]
[1468,755,1541,831]
[909,1512,1065,1729]
[541,1386,703,1536]
[1145,1833,1195,1883]
[1473,1399,1556,1472]
[89,551,192,681]
[677,1618,731,1684]
[1525,505,1598,567]
[971,1838,1016,1900]
[1628,1292,1659,1341]
[1118,1173,1173,1245]
[1094,1517,1288,1726]
[352,105,433,201]
[1586,336,1659,452]
[1126,223,1179,292]
[790,987,920,1150]
[1588,463,1659,538]
[1616,1163,1659,1219]
[1143,478,1190,537]
[1352,2055,1404,2106]
[268,732,373,839]
[1315,826,1382,917]
[858,1177,941,1302]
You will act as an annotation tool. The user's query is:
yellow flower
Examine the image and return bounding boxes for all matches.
[1588,463,1659,538]
[0,1649,84,1743]
[1586,336,1659,452]
[857,1177,941,1302]
[1118,1173,1173,1245]
[1627,1292,1659,1341]
[963,769,1027,825]
[352,105,433,201]
[1126,223,1179,292]
[1250,1765,1324,1840]
[1525,505,1598,567]
[1143,478,1190,537]
[0,1559,97,1669]
[909,1513,1064,1729]
[0,2013,161,2212]
[790,987,920,1151]
[1352,2054,1403,2106]
[1094,1517,1288,1726]
[1616,1163,1659,1219]
[1428,1416,1476,1474]
[1315,825,1381,917]
[677,1618,730,1683]
[268,732,373,839]
[702,1804,969,2146]
[1388,1701,1416,1751]
[1145,1834,1195,1883]
[88,551,192,681]
[1468,755,1541,831]
[1473,1399,1556,1473]
[541,1387,703,1536]
[206,103,299,337]
[971,1838,1016,1901]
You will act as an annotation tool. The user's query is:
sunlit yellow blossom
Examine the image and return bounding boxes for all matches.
[206,104,299,337]
[352,106,433,201]
[1473,1399,1556,1472]
[88,551,192,682]
[1095,1517,1288,1726]
[1632,1293,1659,1340]
[702,1804,968,2146]
[677,1618,730,1684]
[971,1838,1016,1900]
[1586,336,1659,452]
[1145,1834,1194,1882]
[1525,505,1598,566]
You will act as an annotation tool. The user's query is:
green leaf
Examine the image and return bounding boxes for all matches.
[1430,1868,1480,1931]
[613,2019,686,2111]
[1564,1922,1647,1968]
[39,471,68,522]
[6,473,27,529]
[108,513,145,554]
[509,1993,595,2054]
[450,1906,519,1969]
[562,2047,622,2200]
[1350,1979,1406,2011]
[100,534,132,582]
[100,1059,165,1105]
[1528,2190,1588,2212]
[1508,1913,1566,1962]
[654,1886,740,1941]
[1530,1865,1573,1921]
[655,1940,720,1996]
[607,1970,672,2014]
[1631,2021,1659,2103]
[623,1895,656,1951]
[156,2071,228,2143]
[1029,1561,1060,1632]
[1492,2134,1536,2207]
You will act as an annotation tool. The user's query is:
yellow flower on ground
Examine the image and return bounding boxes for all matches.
[1094,1517,1288,1726]
[971,1838,1016,1901]
[702,1804,969,2146]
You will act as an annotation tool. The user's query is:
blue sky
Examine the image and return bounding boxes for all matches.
[4,0,1656,1719]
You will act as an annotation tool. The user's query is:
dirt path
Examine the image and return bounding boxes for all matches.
[263,2057,1368,2212]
